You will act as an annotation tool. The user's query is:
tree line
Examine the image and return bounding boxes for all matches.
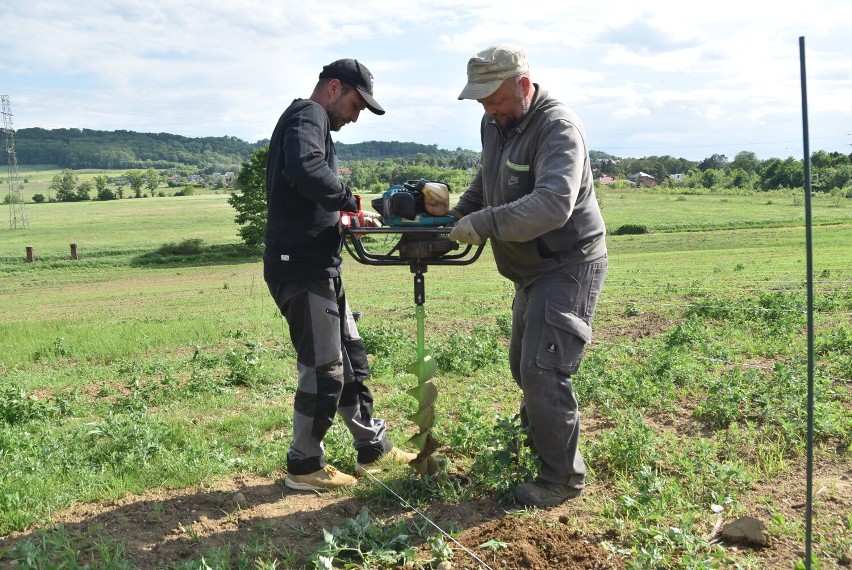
[9,128,267,173]
[18,168,233,205]
[344,148,852,194]
[227,145,852,250]
[7,128,852,196]
[599,150,852,193]
[38,168,171,203]
[6,128,479,174]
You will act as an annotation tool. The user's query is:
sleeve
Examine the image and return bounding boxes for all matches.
[469,118,586,242]
[280,104,358,212]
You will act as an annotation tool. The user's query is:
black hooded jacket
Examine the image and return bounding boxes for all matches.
[263,98,358,284]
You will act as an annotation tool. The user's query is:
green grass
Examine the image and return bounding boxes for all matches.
[1,193,241,262]
[599,187,852,231]
[0,186,850,568]
[6,166,232,203]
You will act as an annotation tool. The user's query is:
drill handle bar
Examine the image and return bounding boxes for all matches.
[342,226,485,267]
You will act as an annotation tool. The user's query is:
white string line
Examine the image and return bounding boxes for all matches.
[603,274,852,280]
[360,470,495,570]
[605,281,852,286]
[601,289,851,297]
[602,283,850,291]
[604,279,852,285]
[602,292,852,302]
[593,339,851,384]
[24,283,846,318]
[596,301,852,317]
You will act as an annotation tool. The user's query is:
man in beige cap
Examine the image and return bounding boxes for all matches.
[450,45,608,508]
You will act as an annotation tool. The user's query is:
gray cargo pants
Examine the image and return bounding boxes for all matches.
[509,256,607,489]
[268,277,391,475]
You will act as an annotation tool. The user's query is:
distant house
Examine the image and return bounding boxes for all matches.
[627,172,657,187]
[598,175,616,185]
[669,173,685,182]
[339,167,352,177]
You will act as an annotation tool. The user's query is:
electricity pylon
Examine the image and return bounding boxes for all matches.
[2,95,29,229]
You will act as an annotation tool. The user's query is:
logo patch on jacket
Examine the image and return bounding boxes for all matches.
[508,175,520,186]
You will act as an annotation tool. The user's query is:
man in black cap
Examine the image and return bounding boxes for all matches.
[264,58,416,491]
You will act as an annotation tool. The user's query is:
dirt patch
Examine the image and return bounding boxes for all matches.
[1,458,850,569]
[739,458,852,569]
[0,473,620,569]
[595,310,675,343]
[451,514,624,569]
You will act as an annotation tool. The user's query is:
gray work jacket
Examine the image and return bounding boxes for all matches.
[453,85,607,286]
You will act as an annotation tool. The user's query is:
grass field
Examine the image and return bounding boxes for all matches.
[0,188,850,569]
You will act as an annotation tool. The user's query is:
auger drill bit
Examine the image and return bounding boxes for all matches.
[406,267,439,475]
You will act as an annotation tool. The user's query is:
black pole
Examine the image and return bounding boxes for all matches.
[412,264,426,306]
[798,35,815,570]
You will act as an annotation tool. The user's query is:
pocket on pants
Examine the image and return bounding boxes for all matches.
[536,300,592,375]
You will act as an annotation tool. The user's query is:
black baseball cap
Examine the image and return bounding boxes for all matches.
[319,58,385,115]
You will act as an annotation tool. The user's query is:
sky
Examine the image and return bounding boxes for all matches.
[1,0,851,162]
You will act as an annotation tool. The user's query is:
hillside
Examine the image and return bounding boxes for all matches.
[335,140,480,163]
[6,128,486,173]
[10,128,267,173]
[10,128,849,193]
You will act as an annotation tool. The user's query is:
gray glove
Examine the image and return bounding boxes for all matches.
[449,215,484,245]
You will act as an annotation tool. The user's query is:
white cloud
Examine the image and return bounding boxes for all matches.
[1,0,851,159]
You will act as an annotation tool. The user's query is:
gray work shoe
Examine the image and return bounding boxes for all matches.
[514,479,583,508]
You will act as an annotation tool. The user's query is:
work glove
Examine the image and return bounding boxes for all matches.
[449,215,484,245]
[362,210,383,228]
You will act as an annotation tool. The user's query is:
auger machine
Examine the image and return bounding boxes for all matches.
[341,180,484,475]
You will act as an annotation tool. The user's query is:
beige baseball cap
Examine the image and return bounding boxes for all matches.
[458,44,529,100]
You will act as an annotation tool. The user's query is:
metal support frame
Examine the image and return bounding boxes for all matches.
[2,95,29,230]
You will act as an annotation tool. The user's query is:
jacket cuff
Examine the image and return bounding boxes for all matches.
[467,210,490,240]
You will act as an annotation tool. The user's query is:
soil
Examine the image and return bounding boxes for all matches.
[0,471,624,569]
[1,452,849,569]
